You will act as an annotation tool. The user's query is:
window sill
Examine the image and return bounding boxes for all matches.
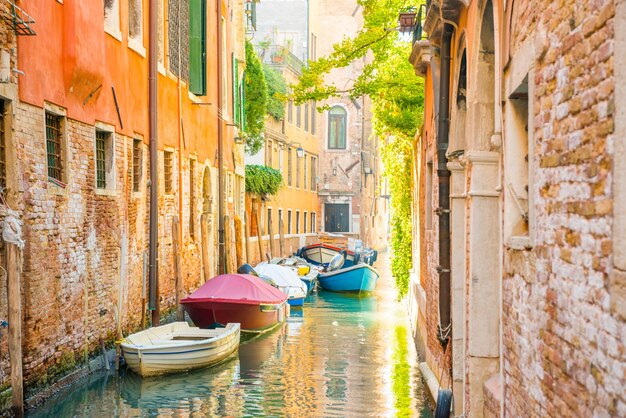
[95,188,117,197]
[158,62,166,76]
[104,26,123,42]
[506,235,532,251]
[47,182,68,197]
[128,38,146,58]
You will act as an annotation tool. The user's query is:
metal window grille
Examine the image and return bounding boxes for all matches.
[0,102,5,191]
[133,139,141,192]
[45,112,63,181]
[287,210,292,234]
[95,131,107,189]
[164,151,173,193]
[168,0,189,80]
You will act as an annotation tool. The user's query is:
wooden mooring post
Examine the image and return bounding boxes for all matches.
[267,212,275,259]
[4,209,24,417]
[234,215,243,268]
[253,205,263,263]
[244,211,251,264]
[172,216,184,321]
[224,215,232,274]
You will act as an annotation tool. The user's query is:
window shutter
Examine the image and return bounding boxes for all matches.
[241,71,246,132]
[189,0,206,95]
[232,55,239,125]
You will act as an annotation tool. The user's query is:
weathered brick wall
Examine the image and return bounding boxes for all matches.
[503,0,625,416]
[0,100,215,393]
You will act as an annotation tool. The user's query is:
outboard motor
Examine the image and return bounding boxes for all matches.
[327,253,345,271]
[237,264,259,276]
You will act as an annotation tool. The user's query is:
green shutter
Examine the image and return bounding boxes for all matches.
[241,71,246,132]
[189,0,206,95]
[232,55,239,125]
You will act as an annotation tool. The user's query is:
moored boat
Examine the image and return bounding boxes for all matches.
[255,263,308,306]
[297,243,357,267]
[121,322,240,377]
[317,264,380,293]
[270,256,319,292]
[181,274,289,333]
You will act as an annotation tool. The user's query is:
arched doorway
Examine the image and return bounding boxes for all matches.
[201,165,215,281]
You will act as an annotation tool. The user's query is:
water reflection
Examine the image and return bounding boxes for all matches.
[29,256,432,417]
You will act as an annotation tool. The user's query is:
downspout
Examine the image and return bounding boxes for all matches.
[148,0,159,325]
[177,0,184,266]
[217,0,225,274]
[436,23,453,347]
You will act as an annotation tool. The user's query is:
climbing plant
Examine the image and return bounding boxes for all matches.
[245,165,284,196]
[292,0,424,297]
[244,40,268,155]
[263,64,287,120]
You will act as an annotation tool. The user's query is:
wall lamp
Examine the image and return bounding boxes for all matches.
[278,140,304,158]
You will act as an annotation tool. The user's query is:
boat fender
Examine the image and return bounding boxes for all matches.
[237,264,259,276]
[328,253,345,271]
[434,389,453,418]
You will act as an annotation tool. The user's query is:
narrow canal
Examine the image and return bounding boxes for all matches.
[29,252,432,417]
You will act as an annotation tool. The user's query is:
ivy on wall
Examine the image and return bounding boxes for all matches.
[244,40,268,155]
[263,64,287,121]
[245,165,284,196]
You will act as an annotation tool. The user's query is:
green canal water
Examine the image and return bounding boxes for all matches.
[28,255,432,417]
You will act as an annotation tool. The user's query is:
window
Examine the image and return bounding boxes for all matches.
[328,106,347,149]
[304,102,309,131]
[189,159,196,239]
[310,33,317,61]
[311,212,316,233]
[278,209,283,233]
[267,208,272,235]
[168,0,189,79]
[310,156,317,190]
[46,112,64,183]
[128,0,143,47]
[164,150,173,194]
[278,148,284,172]
[104,0,121,38]
[287,149,293,186]
[296,211,300,234]
[95,129,115,191]
[296,153,300,188]
[0,102,6,191]
[189,0,207,95]
[132,138,142,192]
[288,100,293,123]
[296,105,301,128]
[266,140,273,167]
[287,210,292,234]
[303,212,307,233]
[311,100,316,135]
[303,155,307,190]
[426,160,433,230]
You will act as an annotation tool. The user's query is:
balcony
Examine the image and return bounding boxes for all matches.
[422,0,465,46]
[408,4,430,78]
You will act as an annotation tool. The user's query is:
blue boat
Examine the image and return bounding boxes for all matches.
[297,243,378,268]
[317,264,380,293]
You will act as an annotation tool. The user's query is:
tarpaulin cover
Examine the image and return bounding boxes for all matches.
[180,274,288,305]
[255,263,308,298]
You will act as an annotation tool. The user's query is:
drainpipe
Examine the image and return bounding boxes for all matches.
[148,0,159,325]
[436,23,453,347]
[217,0,225,274]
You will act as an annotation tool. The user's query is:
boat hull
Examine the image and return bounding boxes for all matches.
[300,276,316,293]
[318,264,379,293]
[121,323,240,377]
[182,301,287,333]
[298,244,356,267]
[287,297,304,306]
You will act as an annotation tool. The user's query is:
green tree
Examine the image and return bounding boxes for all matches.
[292,0,424,297]
[244,40,268,155]
[263,65,287,120]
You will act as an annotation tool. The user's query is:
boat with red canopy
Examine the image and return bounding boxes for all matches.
[181,274,289,333]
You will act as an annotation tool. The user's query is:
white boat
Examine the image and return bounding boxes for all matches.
[121,322,240,377]
[255,262,308,306]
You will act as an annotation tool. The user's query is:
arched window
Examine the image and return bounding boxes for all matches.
[327,106,346,149]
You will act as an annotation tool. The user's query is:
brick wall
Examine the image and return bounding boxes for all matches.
[0,100,221,394]
[503,0,625,416]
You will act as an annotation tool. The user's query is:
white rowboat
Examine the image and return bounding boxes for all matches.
[121,322,240,377]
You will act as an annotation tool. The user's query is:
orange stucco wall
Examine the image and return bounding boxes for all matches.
[18,0,237,168]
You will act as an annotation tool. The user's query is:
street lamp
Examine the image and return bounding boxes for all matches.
[278,140,304,158]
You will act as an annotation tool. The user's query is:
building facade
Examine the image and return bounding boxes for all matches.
[0,0,246,408]
[409,0,626,416]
